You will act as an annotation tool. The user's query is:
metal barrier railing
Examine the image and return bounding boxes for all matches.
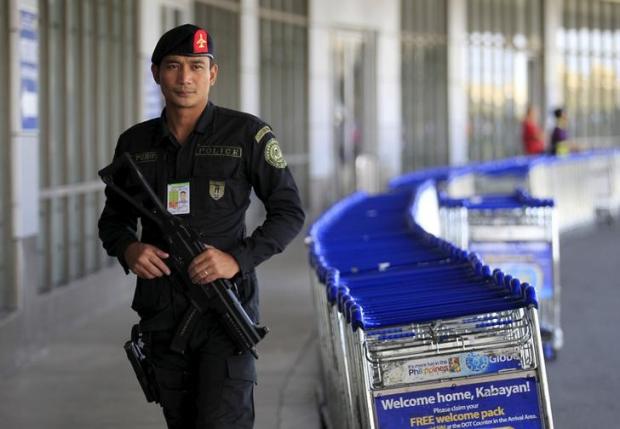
[393,149,620,233]
[528,151,620,231]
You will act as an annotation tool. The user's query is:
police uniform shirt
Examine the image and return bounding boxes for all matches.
[98,102,305,321]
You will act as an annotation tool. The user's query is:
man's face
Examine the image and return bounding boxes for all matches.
[152,55,218,110]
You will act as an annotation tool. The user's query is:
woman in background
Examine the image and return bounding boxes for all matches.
[522,105,545,155]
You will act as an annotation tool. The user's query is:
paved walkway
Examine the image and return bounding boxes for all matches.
[0,223,618,428]
[545,222,620,428]
[0,236,320,429]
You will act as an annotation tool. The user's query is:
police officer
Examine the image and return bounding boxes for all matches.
[98,24,305,428]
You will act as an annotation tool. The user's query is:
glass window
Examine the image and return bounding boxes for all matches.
[37,0,139,292]
[401,0,449,171]
[161,4,184,33]
[331,30,377,197]
[259,2,309,205]
[466,0,543,161]
[559,0,620,148]
[260,0,308,13]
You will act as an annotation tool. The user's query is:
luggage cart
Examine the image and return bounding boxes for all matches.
[308,191,554,428]
[350,301,553,429]
[438,193,468,249]
[474,158,534,195]
[307,191,406,429]
[308,191,457,428]
[389,165,475,199]
[440,190,562,360]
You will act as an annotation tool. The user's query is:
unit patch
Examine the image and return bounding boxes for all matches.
[194,29,209,53]
[196,146,242,158]
[254,125,271,143]
[209,180,226,200]
[132,151,158,163]
[264,138,287,169]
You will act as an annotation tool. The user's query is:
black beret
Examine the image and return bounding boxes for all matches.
[151,24,215,66]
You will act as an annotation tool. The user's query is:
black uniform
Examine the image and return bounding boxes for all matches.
[98,101,305,428]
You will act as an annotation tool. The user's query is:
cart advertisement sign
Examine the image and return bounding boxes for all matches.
[374,376,542,429]
[469,241,553,300]
[382,349,523,385]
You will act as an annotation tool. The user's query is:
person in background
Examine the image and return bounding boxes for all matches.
[549,107,571,156]
[521,105,545,155]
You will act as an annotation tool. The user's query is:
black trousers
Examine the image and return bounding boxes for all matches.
[147,314,256,429]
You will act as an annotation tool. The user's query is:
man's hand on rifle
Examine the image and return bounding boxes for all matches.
[124,242,171,279]
[188,246,240,285]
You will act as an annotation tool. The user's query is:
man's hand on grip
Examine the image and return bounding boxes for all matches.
[188,246,240,284]
[124,242,171,279]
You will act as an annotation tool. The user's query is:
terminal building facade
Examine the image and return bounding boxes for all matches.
[1,0,619,372]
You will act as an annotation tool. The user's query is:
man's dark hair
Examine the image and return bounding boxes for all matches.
[553,107,564,119]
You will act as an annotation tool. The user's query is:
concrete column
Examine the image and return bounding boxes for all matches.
[308,2,334,212]
[9,0,39,241]
[9,0,40,313]
[240,0,260,116]
[447,0,469,166]
[543,0,564,116]
[375,1,402,185]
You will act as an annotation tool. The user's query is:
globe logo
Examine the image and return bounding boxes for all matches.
[465,353,489,372]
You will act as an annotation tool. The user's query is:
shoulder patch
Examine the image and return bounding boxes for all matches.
[255,125,272,143]
[264,138,287,169]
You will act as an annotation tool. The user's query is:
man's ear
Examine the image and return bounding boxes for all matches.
[209,63,219,86]
[151,64,160,85]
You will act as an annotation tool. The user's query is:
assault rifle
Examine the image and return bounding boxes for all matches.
[99,152,268,359]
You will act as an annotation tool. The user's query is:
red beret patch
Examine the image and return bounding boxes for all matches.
[193,29,209,54]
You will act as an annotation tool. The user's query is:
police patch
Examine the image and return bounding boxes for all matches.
[264,138,287,169]
[196,146,242,158]
[255,125,271,143]
[132,151,158,163]
[209,180,225,200]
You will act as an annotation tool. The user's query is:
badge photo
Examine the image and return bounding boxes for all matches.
[167,182,190,215]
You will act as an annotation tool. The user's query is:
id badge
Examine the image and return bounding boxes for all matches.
[167,182,190,215]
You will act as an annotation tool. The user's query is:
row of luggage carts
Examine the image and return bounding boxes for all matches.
[439,189,562,360]
[307,190,554,428]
